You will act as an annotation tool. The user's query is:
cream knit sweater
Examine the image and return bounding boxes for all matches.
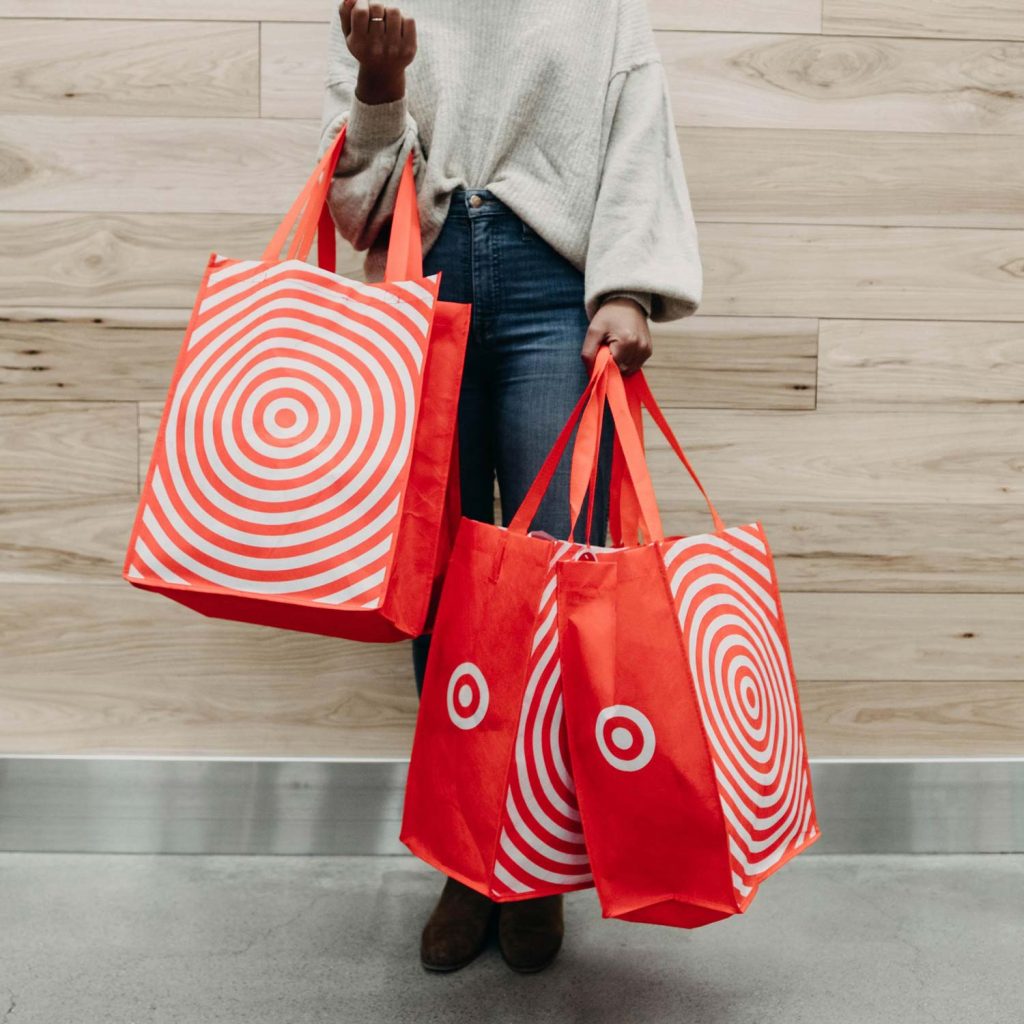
[316,0,702,323]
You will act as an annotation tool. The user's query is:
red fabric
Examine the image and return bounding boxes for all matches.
[402,351,821,928]
[123,129,469,641]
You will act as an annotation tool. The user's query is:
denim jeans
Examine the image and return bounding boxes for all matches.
[411,187,614,695]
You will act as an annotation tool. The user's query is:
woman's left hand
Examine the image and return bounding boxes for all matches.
[580,297,652,377]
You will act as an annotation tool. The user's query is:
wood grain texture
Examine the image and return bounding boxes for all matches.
[0,19,257,117]
[0,496,137,584]
[8,497,1023,593]
[685,129,1024,228]
[629,408,1024,504]
[0,1,333,20]
[4,214,1022,320]
[0,586,1019,756]
[0,308,814,409]
[0,212,366,307]
[137,403,1024,506]
[697,222,1024,321]
[824,0,1024,43]
[799,679,1024,757]
[659,31,1024,135]
[0,401,137,500]
[818,319,1024,409]
[2,1,1022,762]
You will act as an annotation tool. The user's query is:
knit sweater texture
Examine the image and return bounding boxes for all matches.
[316,0,702,323]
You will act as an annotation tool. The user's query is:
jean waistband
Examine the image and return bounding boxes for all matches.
[448,187,519,219]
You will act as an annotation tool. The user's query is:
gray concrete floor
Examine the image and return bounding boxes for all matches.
[0,853,1021,1024]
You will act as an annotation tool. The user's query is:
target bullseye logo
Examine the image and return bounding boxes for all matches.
[447,662,489,730]
[595,705,656,772]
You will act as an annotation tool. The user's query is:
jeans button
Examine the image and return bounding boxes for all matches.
[468,194,484,208]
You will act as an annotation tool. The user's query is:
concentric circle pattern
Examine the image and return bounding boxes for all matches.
[595,705,656,772]
[491,540,595,898]
[447,662,489,730]
[660,524,819,901]
[127,256,440,610]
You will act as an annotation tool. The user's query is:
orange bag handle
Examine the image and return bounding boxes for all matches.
[609,370,726,541]
[261,125,423,282]
[508,347,616,537]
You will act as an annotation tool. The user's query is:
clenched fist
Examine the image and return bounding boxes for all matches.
[340,0,417,104]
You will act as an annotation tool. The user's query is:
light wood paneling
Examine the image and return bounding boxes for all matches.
[1,401,137,500]
[4,215,1022,321]
[685,129,1024,229]
[7,497,1022,594]
[799,679,1024,757]
[0,309,815,409]
[658,31,1024,135]
[698,222,1024,322]
[651,0,821,33]
[824,0,1024,42]
[0,1,334,20]
[0,212,365,307]
[0,496,137,585]
[638,408,1024,505]
[0,20,257,117]
[1,586,1019,756]
[1,1,1021,761]
[818,319,1024,409]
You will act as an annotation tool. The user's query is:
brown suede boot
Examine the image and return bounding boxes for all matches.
[497,894,564,973]
[420,876,498,972]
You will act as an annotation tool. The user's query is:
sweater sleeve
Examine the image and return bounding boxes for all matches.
[584,59,703,324]
[316,10,426,254]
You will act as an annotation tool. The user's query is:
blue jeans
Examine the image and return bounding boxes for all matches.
[411,188,614,695]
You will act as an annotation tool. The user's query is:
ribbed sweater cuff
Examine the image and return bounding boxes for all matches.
[346,92,409,150]
[600,290,653,317]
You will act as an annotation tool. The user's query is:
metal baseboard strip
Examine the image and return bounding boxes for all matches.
[1,757,1022,855]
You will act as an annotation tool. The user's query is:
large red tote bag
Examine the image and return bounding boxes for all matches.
[555,359,821,928]
[123,126,470,642]
[398,361,623,901]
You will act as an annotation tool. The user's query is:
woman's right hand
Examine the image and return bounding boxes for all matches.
[339,0,417,103]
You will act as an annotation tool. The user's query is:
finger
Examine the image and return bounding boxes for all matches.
[367,1,386,33]
[384,6,402,45]
[580,326,607,372]
[403,14,416,50]
[339,0,356,37]
[608,337,639,376]
[351,0,368,39]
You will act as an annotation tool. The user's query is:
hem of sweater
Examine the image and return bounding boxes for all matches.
[599,290,653,317]
[345,92,409,151]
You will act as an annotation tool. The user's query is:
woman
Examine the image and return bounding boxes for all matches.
[318,0,702,974]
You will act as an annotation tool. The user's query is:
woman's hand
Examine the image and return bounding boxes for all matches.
[339,0,417,104]
[581,297,653,377]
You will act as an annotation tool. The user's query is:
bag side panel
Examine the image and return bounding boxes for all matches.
[381,298,470,635]
[658,524,821,909]
[399,522,551,898]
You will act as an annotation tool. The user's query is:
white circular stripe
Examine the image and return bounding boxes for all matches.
[240,377,331,455]
[595,705,656,772]
[260,395,310,441]
[168,313,415,519]
[446,663,489,730]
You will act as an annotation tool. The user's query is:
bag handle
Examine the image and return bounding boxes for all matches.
[261,125,423,281]
[507,347,616,537]
[508,348,658,543]
[607,370,726,543]
[568,357,665,543]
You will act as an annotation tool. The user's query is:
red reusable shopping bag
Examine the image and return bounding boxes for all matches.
[555,358,821,928]
[398,359,622,901]
[123,126,470,642]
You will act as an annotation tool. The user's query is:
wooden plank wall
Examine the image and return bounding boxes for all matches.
[1,0,1022,758]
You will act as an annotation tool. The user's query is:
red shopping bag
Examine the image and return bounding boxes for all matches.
[555,358,821,928]
[398,364,619,901]
[123,126,470,641]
